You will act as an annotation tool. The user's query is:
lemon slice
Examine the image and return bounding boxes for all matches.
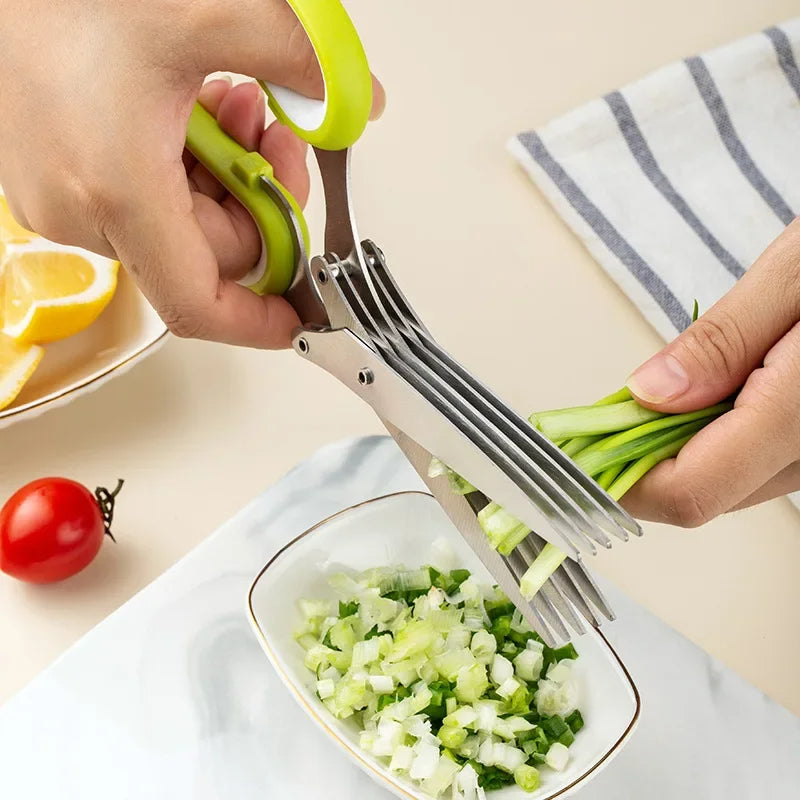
[0,195,37,246]
[1,246,118,344]
[0,333,44,411]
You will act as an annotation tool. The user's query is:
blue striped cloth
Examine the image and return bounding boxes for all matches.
[510,18,800,510]
[511,18,800,341]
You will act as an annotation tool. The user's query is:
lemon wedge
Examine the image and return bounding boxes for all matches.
[0,333,44,411]
[1,246,119,344]
[0,195,37,247]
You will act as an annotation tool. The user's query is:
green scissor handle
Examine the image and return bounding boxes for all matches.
[185,0,373,296]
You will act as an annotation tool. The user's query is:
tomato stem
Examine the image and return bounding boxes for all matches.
[94,479,124,543]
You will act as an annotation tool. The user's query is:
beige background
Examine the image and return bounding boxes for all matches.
[2,0,799,716]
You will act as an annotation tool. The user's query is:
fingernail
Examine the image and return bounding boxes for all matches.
[197,76,233,106]
[205,74,233,88]
[627,353,690,403]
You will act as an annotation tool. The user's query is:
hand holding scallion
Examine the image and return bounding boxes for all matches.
[620,219,800,526]
[433,221,800,597]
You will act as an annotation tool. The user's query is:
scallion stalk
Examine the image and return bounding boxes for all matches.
[573,404,731,476]
[530,400,665,441]
[607,430,696,500]
[497,524,533,557]
[559,435,603,457]
[428,306,731,611]
[555,387,631,455]
[595,462,626,490]
[573,418,705,477]
[595,387,633,405]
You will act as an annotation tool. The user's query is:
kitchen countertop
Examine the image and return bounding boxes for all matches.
[2,0,800,722]
[1,436,798,800]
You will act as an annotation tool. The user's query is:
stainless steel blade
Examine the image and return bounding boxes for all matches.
[293,325,582,557]
[324,262,593,557]
[464,491,613,629]
[362,241,642,542]
[381,421,562,646]
[361,255,610,552]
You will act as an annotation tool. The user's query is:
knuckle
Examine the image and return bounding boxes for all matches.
[741,366,785,411]
[664,481,723,528]
[18,176,120,251]
[681,313,748,382]
[768,221,800,316]
[82,188,120,244]
[160,305,208,340]
[740,367,800,454]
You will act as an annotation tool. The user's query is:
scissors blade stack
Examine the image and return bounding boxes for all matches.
[293,219,642,645]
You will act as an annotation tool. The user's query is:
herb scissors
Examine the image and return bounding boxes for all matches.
[184,0,642,645]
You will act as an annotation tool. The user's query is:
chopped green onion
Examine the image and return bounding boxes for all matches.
[297,560,586,797]
[566,709,585,733]
[470,629,497,663]
[478,503,528,551]
[551,643,578,661]
[545,742,570,771]
[379,568,432,596]
[490,614,512,644]
[428,457,477,494]
[485,598,515,621]
[455,662,489,703]
[338,599,359,618]
[514,764,541,792]
[438,725,468,749]
[519,544,568,600]
[540,715,569,740]
[448,569,471,591]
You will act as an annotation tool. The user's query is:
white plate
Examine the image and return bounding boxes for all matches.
[0,265,167,430]
[248,492,641,800]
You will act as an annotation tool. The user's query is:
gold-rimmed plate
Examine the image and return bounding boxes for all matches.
[0,267,167,430]
[248,491,641,800]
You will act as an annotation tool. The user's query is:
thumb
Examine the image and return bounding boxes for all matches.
[188,0,385,119]
[627,219,800,412]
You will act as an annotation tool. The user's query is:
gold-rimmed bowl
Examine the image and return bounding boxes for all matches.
[248,491,641,800]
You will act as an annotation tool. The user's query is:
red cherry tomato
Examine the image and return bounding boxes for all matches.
[0,477,122,584]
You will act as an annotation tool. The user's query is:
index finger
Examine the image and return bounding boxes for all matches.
[108,161,301,349]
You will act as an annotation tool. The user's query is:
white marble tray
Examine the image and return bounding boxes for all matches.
[0,436,797,799]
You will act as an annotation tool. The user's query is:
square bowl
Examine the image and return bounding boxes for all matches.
[248,491,641,800]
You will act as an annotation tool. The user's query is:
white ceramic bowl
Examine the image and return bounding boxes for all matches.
[248,492,641,800]
[0,266,167,430]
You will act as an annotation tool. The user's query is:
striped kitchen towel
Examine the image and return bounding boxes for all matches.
[509,18,800,511]
[510,18,800,343]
